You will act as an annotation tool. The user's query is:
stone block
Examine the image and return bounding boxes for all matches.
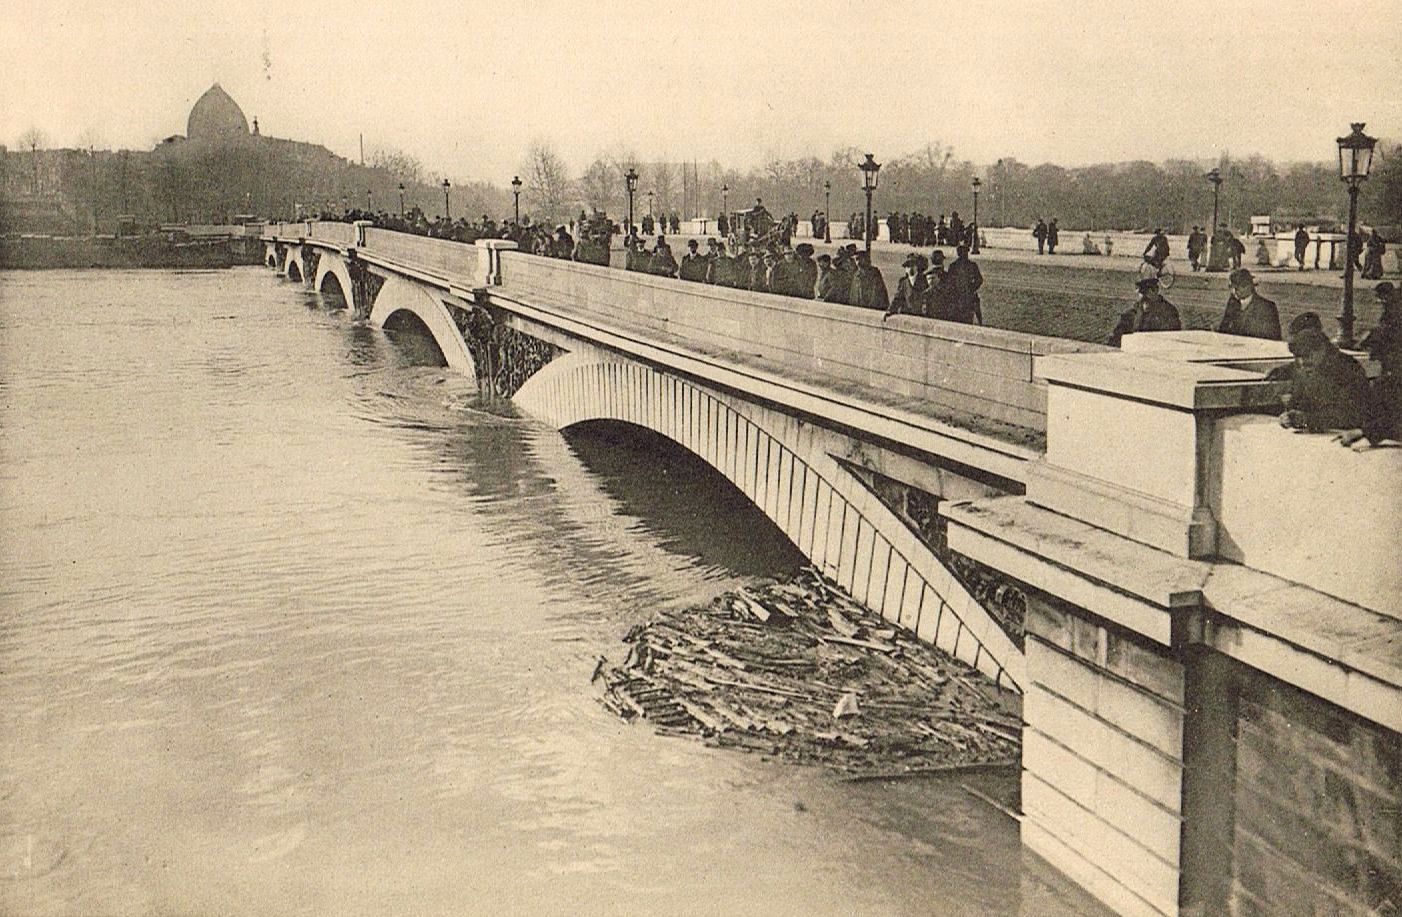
[1023,820,1173,917]
[1024,773,1180,917]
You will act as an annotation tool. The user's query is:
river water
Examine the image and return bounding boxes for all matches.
[0,268,1107,916]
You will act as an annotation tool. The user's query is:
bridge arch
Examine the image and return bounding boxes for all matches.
[368,276,476,374]
[514,351,1024,690]
[314,253,355,308]
[285,257,303,283]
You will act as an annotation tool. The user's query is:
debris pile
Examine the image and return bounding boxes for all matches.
[593,568,1020,780]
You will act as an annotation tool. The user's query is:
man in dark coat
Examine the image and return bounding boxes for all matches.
[649,236,678,277]
[1280,328,1370,432]
[888,253,929,316]
[1362,229,1387,280]
[948,212,965,252]
[944,245,983,324]
[849,250,890,311]
[1359,282,1402,442]
[819,252,853,304]
[678,239,708,281]
[717,212,729,237]
[924,250,950,318]
[1106,277,1182,346]
[1033,218,1048,255]
[1217,268,1282,340]
[1047,219,1060,254]
[793,243,818,298]
[1293,225,1311,271]
[1143,229,1170,270]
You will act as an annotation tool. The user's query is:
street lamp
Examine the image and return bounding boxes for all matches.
[647,190,654,219]
[366,188,373,211]
[441,179,451,220]
[970,177,982,254]
[510,175,522,225]
[398,182,405,217]
[1205,167,1223,234]
[721,183,729,222]
[624,167,639,239]
[858,153,881,253]
[823,179,832,243]
[1336,122,1377,348]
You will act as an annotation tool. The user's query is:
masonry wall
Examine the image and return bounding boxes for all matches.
[1228,663,1401,917]
[1022,594,1187,917]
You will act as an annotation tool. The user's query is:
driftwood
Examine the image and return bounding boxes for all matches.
[594,567,1021,778]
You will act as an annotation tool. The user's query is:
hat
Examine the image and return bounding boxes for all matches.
[1136,277,1160,293]
[929,250,946,263]
[795,243,814,256]
[1229,268,1254,286]
[902,254,919,267]
[687,239,698,248]
[1288,311,1322,335]
[1375,281,1396,297]
[816,254,832,263]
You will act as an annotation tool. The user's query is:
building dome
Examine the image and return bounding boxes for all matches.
[187,84,249,141]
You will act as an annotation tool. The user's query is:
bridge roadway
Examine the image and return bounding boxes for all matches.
[262,220,1402,917]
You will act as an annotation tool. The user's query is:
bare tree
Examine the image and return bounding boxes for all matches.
[368,145,424,185]
[578,157,617,213]
[18,127,46,194]
[521,139,571,224]
[652,161,675,216]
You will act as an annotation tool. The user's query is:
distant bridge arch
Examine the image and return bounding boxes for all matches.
[314,255,354,308]
[514,350,1024,689]
[367,276,476,374]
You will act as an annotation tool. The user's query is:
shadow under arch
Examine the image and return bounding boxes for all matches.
[286,259,303,283]
[563,418,806,578]
[319,270,348,308]
[381,309,448,367]
[513,350,1025,690]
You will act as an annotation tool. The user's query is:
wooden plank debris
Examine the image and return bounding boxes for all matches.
[594,567,1021,778]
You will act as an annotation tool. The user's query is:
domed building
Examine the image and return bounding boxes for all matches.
[186,83,249,141]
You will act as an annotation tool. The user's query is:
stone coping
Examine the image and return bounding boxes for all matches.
[1036,350,1284,411]
[941,495,1402,722]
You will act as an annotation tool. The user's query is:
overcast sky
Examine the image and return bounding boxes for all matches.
[3,0,1399,183]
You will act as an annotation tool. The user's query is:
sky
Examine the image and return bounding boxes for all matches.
[2,0,1400,184]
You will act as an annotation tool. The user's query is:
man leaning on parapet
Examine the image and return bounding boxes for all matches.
[1217,269,1282,340]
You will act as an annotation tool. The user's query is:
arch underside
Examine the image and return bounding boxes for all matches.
[314,253,353,306]
[514,351,1025,691]
[367,275,476,374]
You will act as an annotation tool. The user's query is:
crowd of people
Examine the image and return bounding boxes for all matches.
[618,231,988,323]
[1108,268,1400,444]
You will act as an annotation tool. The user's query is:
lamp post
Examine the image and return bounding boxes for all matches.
[647,190,654,220]
[341,195,349,217]
[823,179,832,243]
[970,177,982,254]
[366,188,372,211]
[721,183,729,222]
[398,182,405,217]
[441,179,451,220]
[1336,122,1377,349]
[510,175,522,225]
[858,153,881,253]
[1205,167,1223,234]
[624,167,639,239]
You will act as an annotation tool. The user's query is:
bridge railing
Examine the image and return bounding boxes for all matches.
[307,221,356,247]
[495,252,1106,436]
[360,228,480,282]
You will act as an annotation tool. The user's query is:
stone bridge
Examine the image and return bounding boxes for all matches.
[264,221,1400,917]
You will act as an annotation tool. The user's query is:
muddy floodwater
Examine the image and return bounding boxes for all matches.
[0,268,1109,916]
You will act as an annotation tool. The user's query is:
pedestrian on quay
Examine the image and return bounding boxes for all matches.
[1106,277,1181,346]
[1187,226,1206,272]
[1047,219,1060,255]
[679,239,707,282]
[1217,268,1281,340]
[1033,218,1047,255]
[924,250,950,318]
[1362,229,1387,280]
[1357,282,1402,442]
[1294,225,1311,272]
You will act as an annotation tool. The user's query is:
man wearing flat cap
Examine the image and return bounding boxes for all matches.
[793,243,818,298]
[1217,268,1282,340]
[1107,277,1182,346]
[678,238,707,282]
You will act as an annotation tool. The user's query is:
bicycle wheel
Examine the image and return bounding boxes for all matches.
[1157,261,1176,290]
[1137,260,1158,283]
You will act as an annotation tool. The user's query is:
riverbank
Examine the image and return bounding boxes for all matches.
[0,234,261,269]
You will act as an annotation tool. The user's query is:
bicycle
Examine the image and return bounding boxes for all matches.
[1138,255,1176,291]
